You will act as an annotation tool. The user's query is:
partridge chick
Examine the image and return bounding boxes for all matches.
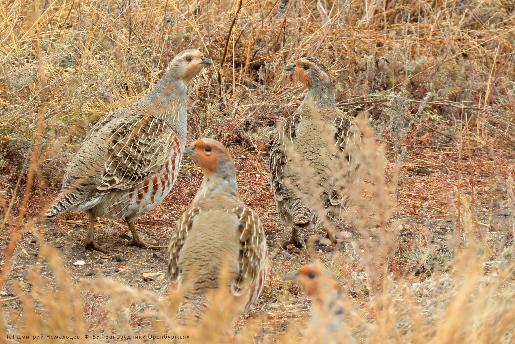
[46,49,212,251]
[168,138,267,320]
[285,264,352,343]
[270,56,355,249]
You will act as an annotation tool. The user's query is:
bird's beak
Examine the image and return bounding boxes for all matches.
[283,270,299,281]
[285,63,296,72]
[184,146,194,155]
[200,57,213,65]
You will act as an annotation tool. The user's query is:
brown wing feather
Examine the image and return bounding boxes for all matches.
[330,113,359,208]
[98,110,180,191]
[167,207,201,282]
[269,112,302,196]
[230,206,267,296]
[333,113,361,168]
[334,115,352,151]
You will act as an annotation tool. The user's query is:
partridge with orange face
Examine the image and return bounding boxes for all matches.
[270,56,356,249]
[46,49,212,251]
[285,264,351,342]
[167,138,267,320]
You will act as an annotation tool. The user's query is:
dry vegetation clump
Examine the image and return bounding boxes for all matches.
[1,0,514,343]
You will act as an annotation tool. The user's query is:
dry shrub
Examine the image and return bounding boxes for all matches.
[1,0,513,173]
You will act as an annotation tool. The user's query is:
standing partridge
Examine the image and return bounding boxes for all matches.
[269,56,355,249]
[285,264,351,342]
[46,49,212,251]
[167,138,267,320]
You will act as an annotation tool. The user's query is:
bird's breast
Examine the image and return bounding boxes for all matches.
[178,209,241,287]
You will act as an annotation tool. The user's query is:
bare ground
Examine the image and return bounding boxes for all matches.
[1,138,512,336]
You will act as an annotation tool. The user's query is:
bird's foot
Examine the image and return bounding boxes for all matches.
[281,236,305,251]
[325,230,338,244]
[335,229,355,240]
[129,238,163,250]
[85,240,108,253]
[313,237,337,252]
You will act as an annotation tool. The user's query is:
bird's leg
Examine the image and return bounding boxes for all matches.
[125,217,162,249]
[291,224,306,248]
[125,217,147,248]
[282,224,306,250]
[323,209,338,244]
[85,212,107,253]
[324,228,337,244]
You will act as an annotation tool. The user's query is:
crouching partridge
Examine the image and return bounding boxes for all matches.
[285,264,352,343]
[46,49,212,251]
[269,56,357,249]
[167,138,267,320]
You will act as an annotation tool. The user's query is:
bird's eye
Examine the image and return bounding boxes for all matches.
[185,56,193,63]
[204,146,212,153]
[303,64,310,70]
[307,271,316,279]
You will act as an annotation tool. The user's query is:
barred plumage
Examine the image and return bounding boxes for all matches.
[46,49,212,251]
[270,57,356,249]
[167,138,267,320]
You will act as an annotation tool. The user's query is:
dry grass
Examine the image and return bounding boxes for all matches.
[1,0,514,343]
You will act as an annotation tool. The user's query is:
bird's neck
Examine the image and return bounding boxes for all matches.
[304,83,336,107]
[142,68,188,141]
[194,163,238,202]
[145,68,188,111]
[310,280,341,306]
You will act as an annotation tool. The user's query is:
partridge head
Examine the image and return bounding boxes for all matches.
[167,49,212,82]
[285,57,333,91]
[285,264,340,305]
[185,138,234,178]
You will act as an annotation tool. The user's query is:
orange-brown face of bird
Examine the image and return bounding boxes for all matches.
[285,264,339,298]
[174,49,212,82]
[186,138,231,176]
[285,57,331,89]
[295,264,323,297]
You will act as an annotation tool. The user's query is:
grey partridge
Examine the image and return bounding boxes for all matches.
[46,49,212,251]
[269,56,355,249]
[167,138,267,320]
[285,264,351,343]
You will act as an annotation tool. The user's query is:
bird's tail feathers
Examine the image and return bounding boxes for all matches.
[45,190,82,218]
